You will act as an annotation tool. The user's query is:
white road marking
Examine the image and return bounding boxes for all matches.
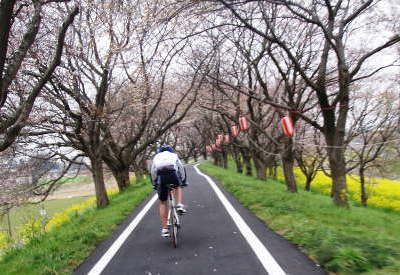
[87,194,158,275]
[194,165,286,275]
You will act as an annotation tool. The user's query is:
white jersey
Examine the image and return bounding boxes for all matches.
[150,151,185,182]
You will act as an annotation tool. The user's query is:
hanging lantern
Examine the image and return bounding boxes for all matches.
[224,135,230,144]
[211,144,216,150]
[215,139,221,147]
[218,134,223,142]
[281,116,294,137]
[206,146,211,152]
[231,125,239,137]
[239,116,249,131]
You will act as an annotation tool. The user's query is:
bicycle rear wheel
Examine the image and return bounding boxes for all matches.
[170,207,178,248]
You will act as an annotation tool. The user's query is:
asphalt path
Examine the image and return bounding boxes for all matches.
[75,165,326,275]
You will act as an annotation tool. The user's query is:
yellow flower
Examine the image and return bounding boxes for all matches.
[0,232,8,249]
[16,216,45,243]
[277,168,400,211]
[107,188,119,196]
[46,197,96,232]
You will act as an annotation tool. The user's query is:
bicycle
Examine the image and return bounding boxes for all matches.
[167,183,181,248]
[151,167,186,248]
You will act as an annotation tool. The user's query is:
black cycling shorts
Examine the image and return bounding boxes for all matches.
[155,170,187,201]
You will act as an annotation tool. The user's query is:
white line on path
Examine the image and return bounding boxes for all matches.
[87,194,158,275]
[194,165,286,275]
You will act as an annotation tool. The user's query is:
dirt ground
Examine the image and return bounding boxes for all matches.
[47,171,119,200]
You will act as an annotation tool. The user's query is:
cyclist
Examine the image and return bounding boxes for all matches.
[150,145,187,237]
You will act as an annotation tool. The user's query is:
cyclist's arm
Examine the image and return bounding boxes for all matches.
[150,161,157,185]
[176,158,186,184]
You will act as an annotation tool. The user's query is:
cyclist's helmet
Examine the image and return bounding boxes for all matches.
[157,145,175,153]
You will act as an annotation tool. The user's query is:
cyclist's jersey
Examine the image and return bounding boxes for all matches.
[151,151,185,183]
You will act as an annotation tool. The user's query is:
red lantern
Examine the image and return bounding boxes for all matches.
[239,116,249,131]
[218,134,223,142]
[216,139,221,147]
[231,125,239,137]
[224,135,230,144]
[206,146,211,152]
[212,144,216,150]
[281,116,294,137]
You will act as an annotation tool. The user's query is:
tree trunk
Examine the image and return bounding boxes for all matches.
[134,168,147,182]
[222,150,228,169]
[280,137,297,192]
[359,167,368,207]
[241,149,252,176]
[304,175,312,191]
[218,154,223,167]
[90,157,109,207]
[325,41,350,207]
[327,148,349,207]
[213,153,223,167]
[111,167,130,191]
[267,158,277,179]
[253,156,266,180]
[233,151,243,174]
[212,153,218,166]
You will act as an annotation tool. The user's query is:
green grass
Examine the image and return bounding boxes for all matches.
[199,161,400,275]
[0,179,153,275]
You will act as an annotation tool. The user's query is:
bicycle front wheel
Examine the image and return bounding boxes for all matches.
[170,208,178,248]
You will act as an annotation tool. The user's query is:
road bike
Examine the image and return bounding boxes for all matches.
[151,167,187,248]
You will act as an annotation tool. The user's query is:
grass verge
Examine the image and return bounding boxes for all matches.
[0,180,153,274]
[199,162,400,275]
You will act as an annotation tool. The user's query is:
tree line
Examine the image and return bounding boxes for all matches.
[0,0,399,215]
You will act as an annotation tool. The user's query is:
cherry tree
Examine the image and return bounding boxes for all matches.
[0,0,78,151]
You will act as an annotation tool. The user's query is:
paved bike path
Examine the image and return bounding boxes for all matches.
[75,165,326,275]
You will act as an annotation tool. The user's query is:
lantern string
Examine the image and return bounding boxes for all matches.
[207,138,400,153]
[248,138,285,156]
[209,136,400,151]
[206,137,400,153]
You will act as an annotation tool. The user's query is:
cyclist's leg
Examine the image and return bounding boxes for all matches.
[157,176,169,229]
[159,201,168,229]
[171,170,186,205]
[174,187,183,205]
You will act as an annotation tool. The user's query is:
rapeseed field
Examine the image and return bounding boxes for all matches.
[277,168,400,211]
